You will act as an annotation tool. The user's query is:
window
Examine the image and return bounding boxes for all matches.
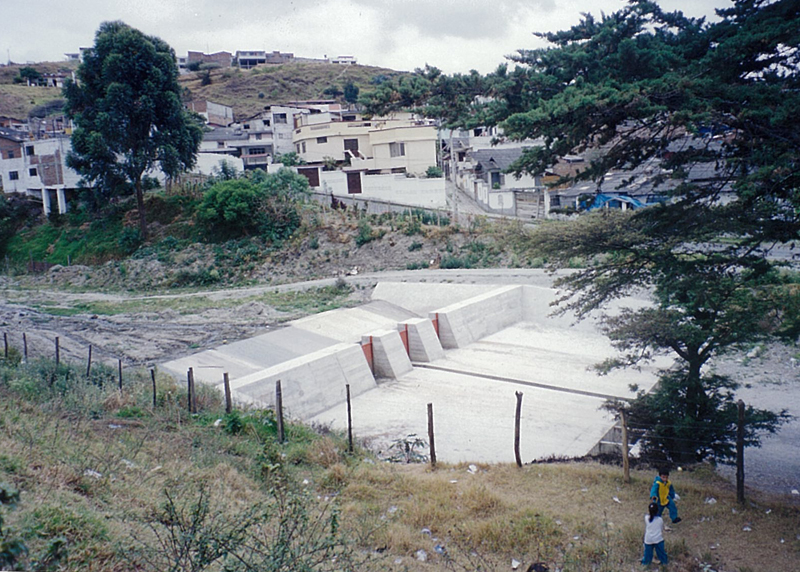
[29,168,37,176]
[25,146,35,156]
[217,141,225,148]
[389,142,406,157]
[9,171,19,181]
[296,144,301,153]
[274,113,287,124]
[243,124,250,130]
[344,138,359,152]
[302,142,307,153]
[255,133,262,140]
[248,147,266,155]
[6,150,14,159]
[316,136,327,144]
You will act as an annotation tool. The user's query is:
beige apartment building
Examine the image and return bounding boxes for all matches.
[292,111,438,177]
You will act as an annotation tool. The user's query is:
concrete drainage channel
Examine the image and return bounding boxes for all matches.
[162,281,662,464]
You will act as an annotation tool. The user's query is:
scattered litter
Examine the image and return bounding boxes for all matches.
[709,543,719,550]
[415,549,427,562]
[468,464,478,474]
[555,520,562,526]
[84,469,102,479]
[765,509,772,514]
[108,424,122,429]
[213,419,222,427]
[674,493,681,500]
[363,458,375,464]
[387,505,398,514]
[434,544,446,555]
[612,496,621,504]
[731,508,738,514]
[421,527,432,536]
[511,558,520,570]
[302,479,309,485]
[704,497,717,504]
[743,525,752,532]
[792,489,799,495]
[394,558,403,564]
[121,459,136,469]
[572,535,580,540]
[780,538,785,544]
[450,480,458,484]
[150,465,162,473]
[581,488,588,493]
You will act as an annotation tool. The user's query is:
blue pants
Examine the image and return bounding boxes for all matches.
[656,499,678,522]
[642,541,668,565]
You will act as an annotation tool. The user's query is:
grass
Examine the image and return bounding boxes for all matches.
[0,356,798,571]
[25,283,355,317]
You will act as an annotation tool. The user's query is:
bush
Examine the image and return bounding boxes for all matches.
[425,165,443,178]
[355,219,375,247]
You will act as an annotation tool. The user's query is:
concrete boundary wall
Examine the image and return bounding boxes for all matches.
[362,329,413,379]
[430,285,523,348]
[399,318,445,362]
[225,343,375,419]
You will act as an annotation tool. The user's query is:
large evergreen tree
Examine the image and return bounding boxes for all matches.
[498,0,800,463]
[63,21,204,240]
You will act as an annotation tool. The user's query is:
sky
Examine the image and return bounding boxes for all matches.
[3,0,732,74]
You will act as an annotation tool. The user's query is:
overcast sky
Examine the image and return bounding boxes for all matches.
[4,0,731,74]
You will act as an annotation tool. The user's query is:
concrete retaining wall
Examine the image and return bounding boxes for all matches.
[399,318,444,362]
[225,343,376,419]
[363,329,413,379]
[431,285,523,348]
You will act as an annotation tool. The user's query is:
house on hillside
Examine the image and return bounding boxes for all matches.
[233,50,294,68]
[187,101,234,127]
[292,110,438,177]
[0,130,79,215]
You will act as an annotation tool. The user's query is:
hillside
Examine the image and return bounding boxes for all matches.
[178,60,403,119]
[0,59,401,122]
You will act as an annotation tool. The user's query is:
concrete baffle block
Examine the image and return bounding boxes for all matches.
[399,317,444,362]
[431,285,523,348]
[362,329,412,379]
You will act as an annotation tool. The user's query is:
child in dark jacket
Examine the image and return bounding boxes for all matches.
[642,501,669,565]
[649,467,682,523]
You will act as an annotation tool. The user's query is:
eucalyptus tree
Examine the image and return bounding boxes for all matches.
[64,21,204,240]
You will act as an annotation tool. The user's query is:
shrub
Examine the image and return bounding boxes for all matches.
[425,165,443,178]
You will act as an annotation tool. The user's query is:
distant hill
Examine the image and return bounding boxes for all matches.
[0,60,404,122]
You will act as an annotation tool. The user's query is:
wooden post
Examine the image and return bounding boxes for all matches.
[151,368,157,410]
[620,408,630,484]
[3,332,7,359]
[223,372,232,414]
[276,380,285,444]
[118,359,123,391]
[427,402,436,468]
[346,384,354,453]
[22,333,27,362]
[737,399,745,504]
[86,345,92,377]
[186,368,193,412]
[188,367,197,414]
[514,391,523,468]
[55,336,60,366]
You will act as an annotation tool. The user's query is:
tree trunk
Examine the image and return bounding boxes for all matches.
[135,176,148,241]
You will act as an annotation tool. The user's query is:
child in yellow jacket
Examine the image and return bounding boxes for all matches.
[649,467,682,524]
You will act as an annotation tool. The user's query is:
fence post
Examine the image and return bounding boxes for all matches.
[737,399,745,504]
[223,372,232,414]
[346,384,354,453]
[427,402,436,468]
[22,333,27,363]
[620,408,630,484]
[276,380,285,444]
[187,368,194,413]
[151,368,157,410]
[3,332,7,359]
[188,367,197,413]
[118,359,123,391]
[86,345,92,378]
[55,336,60,366]
[514,391,523,468]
